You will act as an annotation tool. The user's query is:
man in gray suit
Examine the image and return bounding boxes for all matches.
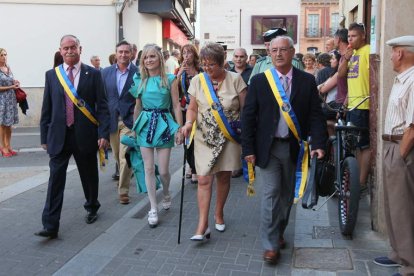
[102,40,137,204]
[242,36,326,264]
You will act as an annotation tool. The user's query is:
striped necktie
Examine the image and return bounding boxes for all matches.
[65,66,75,126]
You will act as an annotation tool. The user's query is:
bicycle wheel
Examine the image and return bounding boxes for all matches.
[338,157,360,236]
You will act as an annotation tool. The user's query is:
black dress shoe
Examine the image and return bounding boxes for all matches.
[34,229,58,239]
[112,164,119,180]
[85,211,98,224]
[112,172,119,181]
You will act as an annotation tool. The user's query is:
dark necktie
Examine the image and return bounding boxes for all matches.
[65,66,75,126]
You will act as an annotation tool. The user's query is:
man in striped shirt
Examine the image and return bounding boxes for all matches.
[373,35,414,276]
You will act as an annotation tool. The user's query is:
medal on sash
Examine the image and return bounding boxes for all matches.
[264,68,309,202]
[55,65,107,170]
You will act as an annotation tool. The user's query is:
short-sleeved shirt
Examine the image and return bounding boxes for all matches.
[347,44,370,109]
[384,65,414,135]
[188,71,246,175]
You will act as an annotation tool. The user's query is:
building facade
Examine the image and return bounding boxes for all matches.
[198,0,301,58]
[0,0,195,126]
[299,0,340,54]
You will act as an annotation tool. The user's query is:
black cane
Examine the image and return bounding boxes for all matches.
[177,141,187,244]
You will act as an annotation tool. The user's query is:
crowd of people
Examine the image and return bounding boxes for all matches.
[2,23,413,274]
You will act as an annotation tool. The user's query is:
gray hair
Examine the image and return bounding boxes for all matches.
[270,35,294,48]
[90,55,99,61]
[172,49,180,57]
[233,48,247,57]
[60,34,80,46]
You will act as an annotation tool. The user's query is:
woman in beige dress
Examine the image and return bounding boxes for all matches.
[182,43,247,241]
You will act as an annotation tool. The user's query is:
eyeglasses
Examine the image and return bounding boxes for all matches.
[270,47,293,54]
[202,62,218,69]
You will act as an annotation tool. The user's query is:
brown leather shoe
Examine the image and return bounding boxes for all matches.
[263,250,279,265]
[119,194,130,205]
[279,237,286,249]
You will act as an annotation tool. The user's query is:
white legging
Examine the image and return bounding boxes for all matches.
[140,147,171,210]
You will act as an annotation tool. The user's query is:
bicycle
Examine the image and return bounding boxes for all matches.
[315,96,370,236]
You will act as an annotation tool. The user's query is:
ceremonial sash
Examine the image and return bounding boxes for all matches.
[199,72,240,144]
[55,65,107,170]
[181,71,190,104]
[264,68,309,202]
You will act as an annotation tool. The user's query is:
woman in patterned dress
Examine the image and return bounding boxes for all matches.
[0,48,20,158]
[182,43,247,241]
[130,44,183,228]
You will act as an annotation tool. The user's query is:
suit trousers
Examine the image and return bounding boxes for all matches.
[257,139,296,251]
[383,142,414,275]
[42,127,100,232]
[110,121,133,195]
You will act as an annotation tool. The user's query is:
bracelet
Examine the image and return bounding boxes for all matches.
[185,121,193,125]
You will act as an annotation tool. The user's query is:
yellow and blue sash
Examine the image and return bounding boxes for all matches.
[55,65,107,170]
[199,72,240,144]
[264,68,309,202]
[199,72,256,192]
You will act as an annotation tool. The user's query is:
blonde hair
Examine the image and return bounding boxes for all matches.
[139,44,169,90]
[0,48,8,67]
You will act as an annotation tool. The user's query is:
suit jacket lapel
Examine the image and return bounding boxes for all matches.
[289,67,300,103]
[77,63,89,96]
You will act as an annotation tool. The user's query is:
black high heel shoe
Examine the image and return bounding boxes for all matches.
[190,227,211,241]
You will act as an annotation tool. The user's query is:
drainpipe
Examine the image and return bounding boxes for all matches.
[115,0,127,42]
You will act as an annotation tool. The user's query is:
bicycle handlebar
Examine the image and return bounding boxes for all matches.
[334,125,368,132]
[324,96,371,114]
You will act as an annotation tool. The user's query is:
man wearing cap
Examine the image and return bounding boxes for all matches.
[249,28,303,84]
[373,35,414,276]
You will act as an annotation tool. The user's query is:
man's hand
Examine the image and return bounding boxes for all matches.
[97,138,109,150]
[41,144,47,150]
[244,155,256,166]
[311,149,325,159]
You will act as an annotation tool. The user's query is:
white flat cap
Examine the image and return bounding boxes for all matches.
[386,35,414,47]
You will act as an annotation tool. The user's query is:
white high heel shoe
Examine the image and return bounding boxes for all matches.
[215,223,226,232]
[190,227,211,241]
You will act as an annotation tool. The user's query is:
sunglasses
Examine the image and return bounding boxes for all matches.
[356,23,366,33]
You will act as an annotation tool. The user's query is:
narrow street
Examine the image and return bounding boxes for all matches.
[0,127,397,275]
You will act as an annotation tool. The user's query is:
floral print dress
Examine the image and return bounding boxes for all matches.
[0,68,18,126]
[188,71,246,175]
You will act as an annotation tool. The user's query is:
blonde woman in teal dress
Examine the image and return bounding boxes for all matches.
[130,44,183,227]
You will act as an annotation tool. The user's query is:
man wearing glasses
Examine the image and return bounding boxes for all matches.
[337,22,371,196]
[242,36,326,265]
[248,28,303,85]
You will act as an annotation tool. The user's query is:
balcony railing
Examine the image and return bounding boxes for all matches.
[305,27,322,38]
[305,27,339,38]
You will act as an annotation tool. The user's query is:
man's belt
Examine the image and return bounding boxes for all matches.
[382,134,403,143]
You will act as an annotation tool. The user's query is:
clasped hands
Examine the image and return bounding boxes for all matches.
[175,129,184,145]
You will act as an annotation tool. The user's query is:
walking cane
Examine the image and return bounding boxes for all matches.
[177,140,188,244]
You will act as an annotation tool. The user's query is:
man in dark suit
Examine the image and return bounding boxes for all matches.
[36,34,110,239]
[102,40,137,205]
[242,36,327,264]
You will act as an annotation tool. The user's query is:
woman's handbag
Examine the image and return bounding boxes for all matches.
[14,88,27,104]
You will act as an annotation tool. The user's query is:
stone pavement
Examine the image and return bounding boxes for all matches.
[0,127,400,275]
